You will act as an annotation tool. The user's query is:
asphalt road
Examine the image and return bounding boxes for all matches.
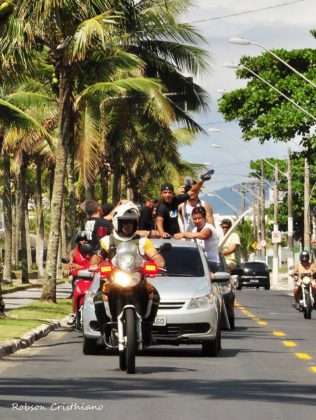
[0,289,315,420]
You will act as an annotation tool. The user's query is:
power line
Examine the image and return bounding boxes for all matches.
[187,0,305,24]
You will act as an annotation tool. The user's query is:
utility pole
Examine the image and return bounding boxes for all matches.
[304,156,311,251]
[272,164,279,288]
[287,148,294,269]
[260,160,265,257]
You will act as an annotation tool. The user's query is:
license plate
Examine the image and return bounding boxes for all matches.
[153,316,167,326]
[250,279,259,283]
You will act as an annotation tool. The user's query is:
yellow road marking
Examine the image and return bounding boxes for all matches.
[283,341,297,347]
[310,367,316,373]
[294,353,312,360]
[273,331,286,337]
[258,321,267,325]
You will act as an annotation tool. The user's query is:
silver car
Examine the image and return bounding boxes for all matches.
[82,238,223,356]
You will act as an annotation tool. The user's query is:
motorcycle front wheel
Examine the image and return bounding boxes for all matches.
[304,293,312,319]
[125,308,137,374]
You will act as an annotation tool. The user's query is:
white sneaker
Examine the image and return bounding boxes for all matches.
[67,314,75,325]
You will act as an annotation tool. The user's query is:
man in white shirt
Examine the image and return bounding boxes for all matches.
[220,218,241,269]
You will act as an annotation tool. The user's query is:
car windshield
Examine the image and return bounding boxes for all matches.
[242,262,268,271]
[159,246,204,277]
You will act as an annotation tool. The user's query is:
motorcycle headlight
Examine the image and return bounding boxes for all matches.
[188,293,214,309]
[113,271,141,287]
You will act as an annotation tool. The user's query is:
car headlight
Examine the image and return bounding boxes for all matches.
[113,271,141,287]
[188,293,214,309]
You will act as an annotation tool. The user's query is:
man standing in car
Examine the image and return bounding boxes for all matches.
[156,171,213,238]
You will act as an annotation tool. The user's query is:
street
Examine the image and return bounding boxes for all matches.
[0,289,315,420]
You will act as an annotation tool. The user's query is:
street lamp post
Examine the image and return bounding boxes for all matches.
[207,192,239,216]
[228,37,316,90]
[223,63,316,122]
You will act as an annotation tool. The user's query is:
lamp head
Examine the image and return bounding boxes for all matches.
[229,37,250,45]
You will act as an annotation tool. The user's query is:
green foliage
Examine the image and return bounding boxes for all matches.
[236,220,254,260]
[219,48,316,149]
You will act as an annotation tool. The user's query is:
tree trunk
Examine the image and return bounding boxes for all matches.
[85,184,95,201]
[19,153,29,284]
[60,201,67,260]
[35,158,45,278]
[41,65,75,303]
[13,191,19,270]
[2,153,12,284]
[67,151,76,246]
[112,163,122,203]
[25,206,32,271]
[100,165,109,204]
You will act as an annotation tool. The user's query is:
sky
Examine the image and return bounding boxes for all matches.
[179,0,315,195]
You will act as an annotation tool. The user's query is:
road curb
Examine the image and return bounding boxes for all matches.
[0,318,64,358]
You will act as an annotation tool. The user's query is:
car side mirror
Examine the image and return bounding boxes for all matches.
[213,272,231,283]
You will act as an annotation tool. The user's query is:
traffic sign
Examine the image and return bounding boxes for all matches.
[271,231,281,244]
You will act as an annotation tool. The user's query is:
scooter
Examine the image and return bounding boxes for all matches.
[98,241,170,374]
[72,269,94,330]
[62,257,94,331]
[293,273,315,319]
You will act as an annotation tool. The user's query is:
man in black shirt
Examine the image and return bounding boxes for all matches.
[156,171,213,237]
[84,200,110,250]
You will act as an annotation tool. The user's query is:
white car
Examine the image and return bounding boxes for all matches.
[82,239,223,356]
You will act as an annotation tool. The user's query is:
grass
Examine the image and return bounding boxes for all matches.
[0,300,72,342]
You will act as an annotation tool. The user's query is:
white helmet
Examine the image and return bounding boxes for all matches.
[112,202,140,237]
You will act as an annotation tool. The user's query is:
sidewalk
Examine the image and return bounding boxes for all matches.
[0,282,72,358]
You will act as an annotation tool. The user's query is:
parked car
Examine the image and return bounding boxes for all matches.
[236,261,271,290]
[82,238,223,356]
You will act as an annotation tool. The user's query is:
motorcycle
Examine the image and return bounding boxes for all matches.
[293,272,315,319]
[98,241,170,374]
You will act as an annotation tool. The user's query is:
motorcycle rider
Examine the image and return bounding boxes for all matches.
[64,231,94,325]
[290,250,316,310]
[89,202,165,345]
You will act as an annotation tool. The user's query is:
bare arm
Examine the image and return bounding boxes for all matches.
[204,201,215,226]
[145,247,165,268]
[222,243,238,257]
[174,227,212,240]
[156,216,170,238]
[187,180,204,198]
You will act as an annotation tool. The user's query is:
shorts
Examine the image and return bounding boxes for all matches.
[207,261,220,273]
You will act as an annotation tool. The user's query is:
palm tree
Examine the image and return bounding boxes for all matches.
[1,1,182,302]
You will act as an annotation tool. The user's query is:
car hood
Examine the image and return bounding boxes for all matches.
[150,276,212,300]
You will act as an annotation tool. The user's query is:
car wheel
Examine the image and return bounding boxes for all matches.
[265,285,270,290]
[236,285,242,291]
[82,337,99,355]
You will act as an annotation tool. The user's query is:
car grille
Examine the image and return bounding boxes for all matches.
[153,323,210,338]
[159,301,186,310]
